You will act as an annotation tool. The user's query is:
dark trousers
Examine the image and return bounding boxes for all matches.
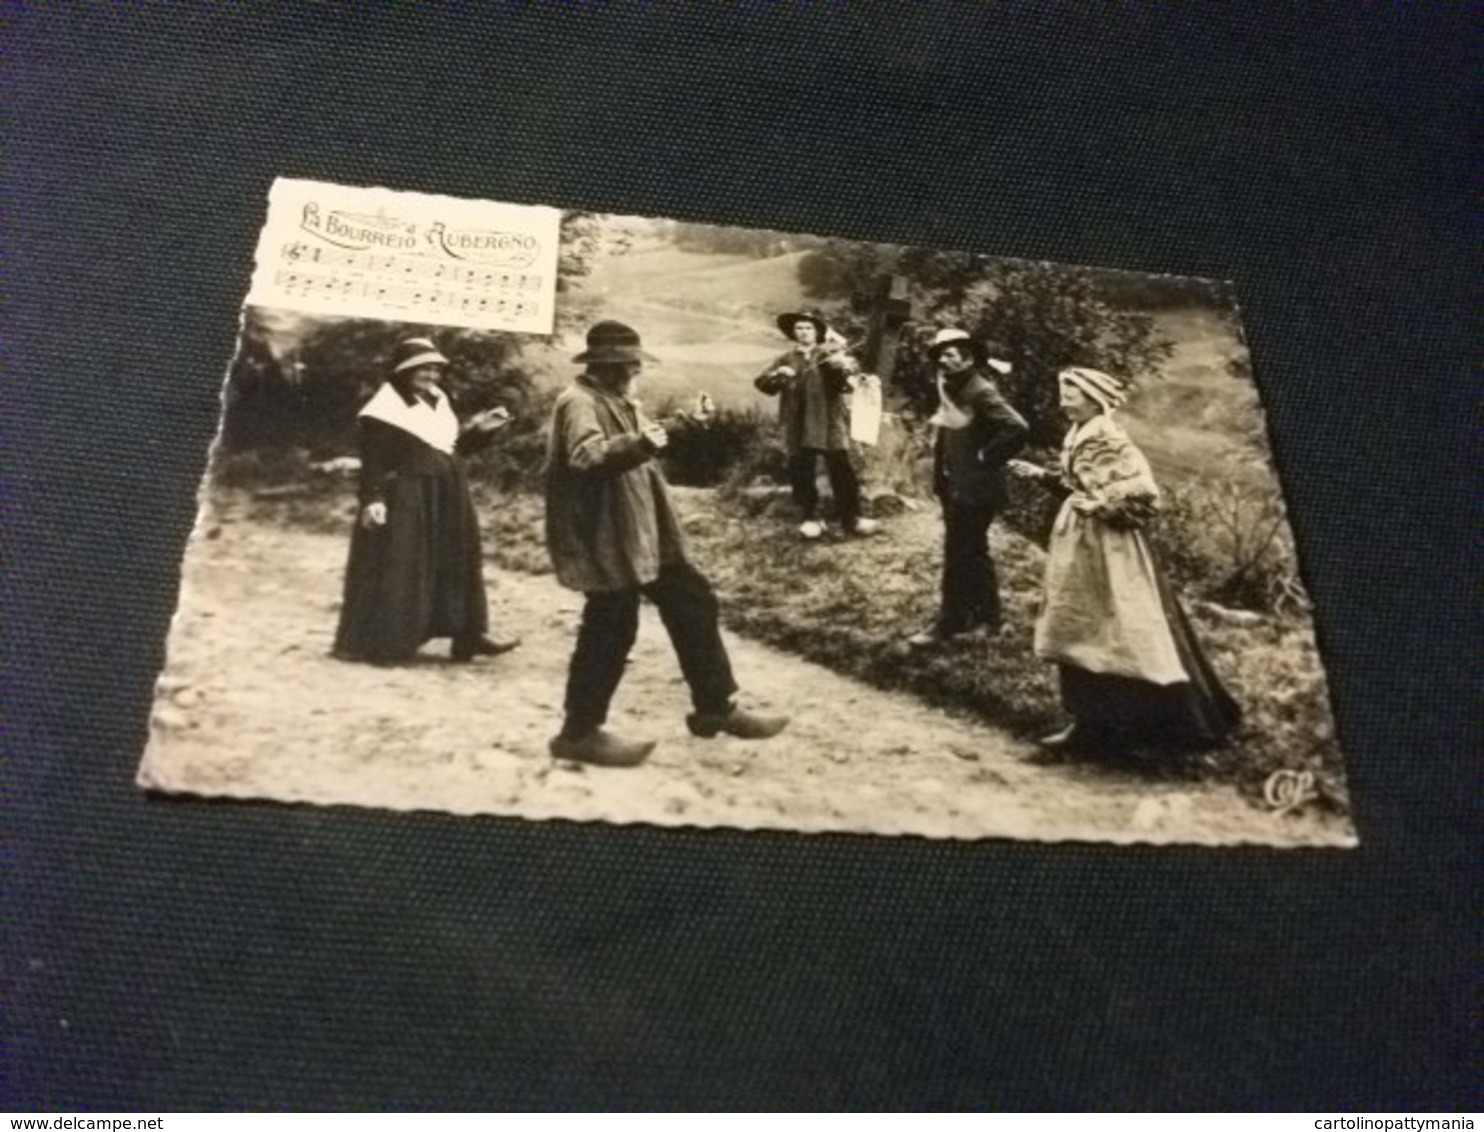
[938,500,1002,634]
[562,561,739,736]
[788,448,861,527]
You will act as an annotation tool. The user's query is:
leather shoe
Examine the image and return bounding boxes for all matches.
[907,623,994,649]
[451,634,522,662]
[1018,723,1082,765]
[549,729,656,767]
[686,705,789,740]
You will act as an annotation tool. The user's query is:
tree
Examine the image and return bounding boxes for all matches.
[221,310,530,457]
[797,239,899,301]
[959,260,1174,445]
[219,310,303,451]
[556,211,609,292]
[797,245,1175,445]
[555,210,643,330]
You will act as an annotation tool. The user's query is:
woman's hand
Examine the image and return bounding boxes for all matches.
[466,406,512,434]
[361,502,388,529]
[1007,459,1047,480]
[1069,493,1102,516]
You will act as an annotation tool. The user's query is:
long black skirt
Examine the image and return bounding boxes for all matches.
[333,463,488,664]
[1059,564,1241,752]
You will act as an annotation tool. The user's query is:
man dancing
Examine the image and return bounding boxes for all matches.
[545,320,789,766]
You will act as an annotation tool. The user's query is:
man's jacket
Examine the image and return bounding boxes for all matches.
[932,369,1030,508]
[544,374,688,593]
[754,345,852,453]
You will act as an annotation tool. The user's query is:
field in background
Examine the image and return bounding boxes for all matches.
[553,238,1277,497]
[535,244,810,412]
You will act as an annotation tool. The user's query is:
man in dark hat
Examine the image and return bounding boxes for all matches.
[755,310,878,540]
[908,328,1030,648]
[544,320,789,766]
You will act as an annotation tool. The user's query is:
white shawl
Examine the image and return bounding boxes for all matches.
[358,382,459,454]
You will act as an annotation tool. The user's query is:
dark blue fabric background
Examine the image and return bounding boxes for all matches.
[7,2,1478,1110]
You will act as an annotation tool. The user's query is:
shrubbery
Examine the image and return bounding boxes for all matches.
[798,248,1178,446]
[220,310,533,458]
[670,490,1343,813]
[651,403,778,488]
[1150,477,1300,613]
[464,386,558,494]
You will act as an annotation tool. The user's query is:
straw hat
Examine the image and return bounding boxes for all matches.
[926,328,1011,374]
[391,337,449,373]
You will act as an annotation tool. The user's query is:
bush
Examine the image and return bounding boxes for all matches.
[677,488,1342,813]
[856,414,933,500]
[1151,477,1296,613]
[1194,613,1346,810]
[465,385,558,494]
[655,404,778,487]
[220,310,533,458]
[794,249,1178,446]
[999,450,1300,616]
[998,444,1065,549]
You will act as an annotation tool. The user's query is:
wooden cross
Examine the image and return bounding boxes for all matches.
[850,273,914,378]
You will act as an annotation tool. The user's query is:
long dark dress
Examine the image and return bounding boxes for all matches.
[1032,413,1241,751]
[332,390,488,664]
[1056,563,1241,751]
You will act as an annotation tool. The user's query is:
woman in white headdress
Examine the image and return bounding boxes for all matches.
[1009,367,1240,756]
[333,337,518,665]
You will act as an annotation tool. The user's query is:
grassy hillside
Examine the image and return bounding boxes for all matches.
[586,245,813,321]
[543,244,811,411]
[1121,307,1268,490]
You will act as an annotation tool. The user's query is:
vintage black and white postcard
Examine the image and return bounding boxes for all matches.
[137,176,1357,847]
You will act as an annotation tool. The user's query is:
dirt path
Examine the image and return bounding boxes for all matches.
[139,512,1354,847]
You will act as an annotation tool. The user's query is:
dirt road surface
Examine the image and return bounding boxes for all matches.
[139,510,1356,848]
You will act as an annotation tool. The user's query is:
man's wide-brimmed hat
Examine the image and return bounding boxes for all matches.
[391,336,450,373]
[926,328,1011,375]
[572,320,657,364]
[776,309,829,341]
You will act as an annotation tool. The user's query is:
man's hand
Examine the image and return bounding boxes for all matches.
[641,421,669,451]
[663,393,716,433]
[361,501,388,529]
